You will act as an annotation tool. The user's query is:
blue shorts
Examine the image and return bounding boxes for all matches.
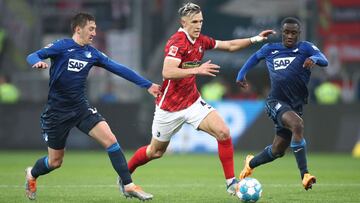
[40,106,105,150]
[265,98,303,138]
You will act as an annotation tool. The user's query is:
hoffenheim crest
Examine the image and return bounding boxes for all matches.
[84,51,92,58]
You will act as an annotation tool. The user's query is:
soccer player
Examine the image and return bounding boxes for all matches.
[25,13,161,201]
[236,17,328,190]
[122,2,275,196]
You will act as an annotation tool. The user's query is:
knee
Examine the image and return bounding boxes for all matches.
[48,158,63,169]
[215,126,230,141]
[270,145,286,158]
[291,120,304,135]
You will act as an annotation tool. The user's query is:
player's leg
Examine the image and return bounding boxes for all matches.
[281,111,316,190]
[239,130,291,179]
[87,120,153,200]
[240,99,292,179]
[25,147,64,200]
[25,112,70,200]
[128,138,169,173]
[198,110,237,195]
[128,105,182,174]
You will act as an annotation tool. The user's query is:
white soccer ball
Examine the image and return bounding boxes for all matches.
[236,177,262,202]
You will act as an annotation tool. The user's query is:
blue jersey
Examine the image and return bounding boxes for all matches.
[27,38,152,111]
[237,41,328,107]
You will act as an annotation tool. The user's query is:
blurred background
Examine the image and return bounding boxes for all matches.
[0,0,359,155]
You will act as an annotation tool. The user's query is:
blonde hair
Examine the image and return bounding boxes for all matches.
[178,2,201,18]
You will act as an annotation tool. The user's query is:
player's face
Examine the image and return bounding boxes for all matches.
[281,23,300,48]
[181,12,203,40]
[78,20,97,45]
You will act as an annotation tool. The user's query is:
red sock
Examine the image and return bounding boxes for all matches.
[128,145,150,174]
[217,138,235,179]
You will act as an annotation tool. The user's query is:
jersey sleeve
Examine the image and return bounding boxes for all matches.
[95,50,152,89]
[236,44,268,82]
[26,40,64,66]
[302,41,328,67]
[200,34,216,50]
[164,34,187,61]
[254,43,269,59]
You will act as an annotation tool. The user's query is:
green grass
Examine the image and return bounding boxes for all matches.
[1,151,360,203]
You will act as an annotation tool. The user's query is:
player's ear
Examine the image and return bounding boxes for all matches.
[75,26,81,34]
[180,18,186,28]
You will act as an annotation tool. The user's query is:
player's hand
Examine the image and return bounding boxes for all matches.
[196,60,220,77]
[147,83,162,97]
[250,30,276,43]
[303,58,315,69]
[236,78,248,89]
[32,61,49,69]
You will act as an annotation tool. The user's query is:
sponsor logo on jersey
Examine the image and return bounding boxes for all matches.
[168,45,178,56]
[293,48,299,53]
[182,61,201,69]
[67,48,75,52]
[67,59,88,72]
[273,57,295,70]
[199,46,203,53]
[271,50,279,54]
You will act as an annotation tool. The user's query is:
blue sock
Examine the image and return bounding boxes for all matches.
[291,139,308,179]
[249,145,276,168]
[31,156,54,178]
[107,142,132,185]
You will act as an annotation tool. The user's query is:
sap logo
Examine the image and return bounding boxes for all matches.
[67,59,88,72]
[273,57,295,70]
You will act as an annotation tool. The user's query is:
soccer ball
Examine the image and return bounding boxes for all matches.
[236,177,262,202]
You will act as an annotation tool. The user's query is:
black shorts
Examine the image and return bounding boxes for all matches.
[40,106,105,150]
[265,98,303,138]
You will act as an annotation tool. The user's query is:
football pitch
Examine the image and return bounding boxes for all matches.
[1,151,359,203]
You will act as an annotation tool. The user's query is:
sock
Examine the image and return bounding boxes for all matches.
[249,145,276,168]
[31,156,54,178]
[226,177,235,186]
[127,145,150,174]
[217,138,235,179]
[291,139,308,179]
[107,142,132,185]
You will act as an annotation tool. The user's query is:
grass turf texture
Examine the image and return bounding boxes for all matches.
[1,151,359,203]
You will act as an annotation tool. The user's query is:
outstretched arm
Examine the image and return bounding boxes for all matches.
[236,53,261,88]
[215,30,275,52]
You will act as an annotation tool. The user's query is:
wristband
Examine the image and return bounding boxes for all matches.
[250,35,264,44]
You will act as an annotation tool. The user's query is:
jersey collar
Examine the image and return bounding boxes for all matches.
[178,28,196,45]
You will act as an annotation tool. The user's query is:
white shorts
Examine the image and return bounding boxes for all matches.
[152,97,215,142]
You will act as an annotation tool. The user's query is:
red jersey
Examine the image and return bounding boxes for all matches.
[156,28,217,112]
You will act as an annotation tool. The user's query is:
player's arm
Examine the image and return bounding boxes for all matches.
[26,40,63,69]
[98,54,161,97]
[162,57,220,79]
[303,42,329,69]
[236,53,261,88]
[215,30,275,52]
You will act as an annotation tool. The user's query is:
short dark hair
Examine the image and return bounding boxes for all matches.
[178,2,201,18]
[70,12,95,34]
[281,17,301,29]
